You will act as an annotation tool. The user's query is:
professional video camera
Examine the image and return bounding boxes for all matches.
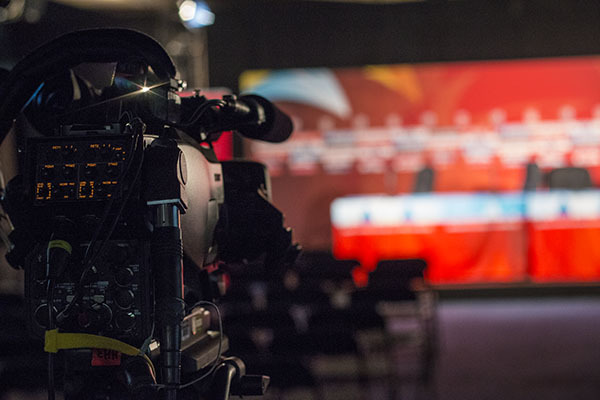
[0,29,298,400]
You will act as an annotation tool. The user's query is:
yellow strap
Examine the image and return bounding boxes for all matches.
[48,240,72,254]
[44,329,155,376]
[45,329,139,355]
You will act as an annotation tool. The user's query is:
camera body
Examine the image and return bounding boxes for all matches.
[22,131,224,347]
[0,28,295,398]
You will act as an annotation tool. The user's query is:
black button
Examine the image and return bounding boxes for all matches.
[105,164,120,178]
[84,165,97,179]
[79,184,92,198]
[40,167,54,180]
[62,166,76,179]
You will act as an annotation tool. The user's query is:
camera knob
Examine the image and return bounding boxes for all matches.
[115,311,136,331]
[115,268,134,286]
[79,184,92,198]
[114,289,135,309]
[93,303,113,328]
[77,310,92,328]
[62,165,76,179]
[105,163,120,178]
[40,166,54,180]
[34,304,58,328]
[84,165,98,179]
[77,303,112,330]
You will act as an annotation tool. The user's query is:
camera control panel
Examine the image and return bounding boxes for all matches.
[29,135,131,203]
[25,240,152,347]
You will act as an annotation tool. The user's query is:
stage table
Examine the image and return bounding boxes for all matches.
[331,191,600,284]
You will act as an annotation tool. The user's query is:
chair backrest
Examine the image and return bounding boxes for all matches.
[413,166,435,193]
[523,162,542,191]
[370,259,426,286]
[367,259,427,301]
[294,250,357,281]
[546,167,593,190]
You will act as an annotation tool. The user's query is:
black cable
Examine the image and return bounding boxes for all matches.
[171,99,226,131]
[57,127,144,321]
[80,131,144,288]
[183,99,226,127]
[84,129,144,269]
[46,278,56,400]
[82,120,141,261]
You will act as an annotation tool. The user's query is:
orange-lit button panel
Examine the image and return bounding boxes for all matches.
[33,138,129,203]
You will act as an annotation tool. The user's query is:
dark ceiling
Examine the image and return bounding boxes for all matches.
[207,0,600,89]
[1,0,600,90]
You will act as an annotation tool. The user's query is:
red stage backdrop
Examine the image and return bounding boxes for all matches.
[240,57,600,284]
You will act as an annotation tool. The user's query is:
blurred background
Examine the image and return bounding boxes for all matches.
[2,1,600,399]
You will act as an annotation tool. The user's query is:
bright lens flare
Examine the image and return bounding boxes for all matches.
[56,81,169,117]
[179,1,197,22]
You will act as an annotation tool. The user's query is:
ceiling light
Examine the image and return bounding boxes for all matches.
[178,0,214,29]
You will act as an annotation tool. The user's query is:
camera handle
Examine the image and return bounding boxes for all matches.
[152,204,185,400]
[144,137,189,400]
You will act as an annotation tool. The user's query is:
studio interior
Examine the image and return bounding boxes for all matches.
[1,1,600,399]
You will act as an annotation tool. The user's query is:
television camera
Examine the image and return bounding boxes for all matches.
[0,28,298,400]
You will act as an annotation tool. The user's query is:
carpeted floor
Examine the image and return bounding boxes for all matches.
[433,297,600,400]
[275,296,600,400]
[3,296,600,400]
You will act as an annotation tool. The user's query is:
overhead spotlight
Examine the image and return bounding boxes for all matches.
[0,0,25,24]
[0,0,46,24]
[178,0,215,29]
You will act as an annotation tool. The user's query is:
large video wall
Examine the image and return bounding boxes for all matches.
[240,57,600,284]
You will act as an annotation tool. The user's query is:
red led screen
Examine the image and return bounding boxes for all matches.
[240,57,600,284]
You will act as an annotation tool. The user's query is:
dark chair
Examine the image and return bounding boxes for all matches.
[413,166,435,193]
[224,308,316,393]
[294,251,358,282]
[352,260,438,397]
[546,167,593,190]
[367,259,426,301]
[523,161,543,191]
